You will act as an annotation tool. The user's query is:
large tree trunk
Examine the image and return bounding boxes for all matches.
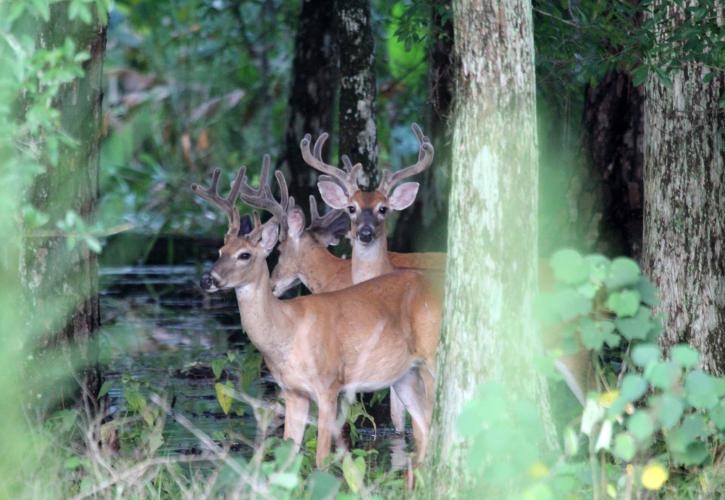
[23,5,106,410]
[391,3,453,252]
[336,0,378,187]
[425,0,554,494]
[281,0,336,211]
[642,5,725,374]
[584,71,645,259]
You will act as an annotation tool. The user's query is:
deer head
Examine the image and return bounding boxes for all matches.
[192,161,280,292]
[300,123,434,247]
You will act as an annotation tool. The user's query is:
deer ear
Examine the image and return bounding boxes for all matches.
[238,214,254,236]
[260,222,279,255]
[388,182,419,211]
[287,208,305,238]
[317,180,349,210]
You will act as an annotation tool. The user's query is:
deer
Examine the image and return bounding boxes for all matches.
[191,160,440,467]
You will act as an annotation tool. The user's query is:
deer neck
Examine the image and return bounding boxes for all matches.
[234,268,292,356]
[300,236,350,293]
[351,236,393,284]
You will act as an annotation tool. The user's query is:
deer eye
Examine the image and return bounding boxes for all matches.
[347,206,356,214]
[378,206,388,215]
[238,252,251,260]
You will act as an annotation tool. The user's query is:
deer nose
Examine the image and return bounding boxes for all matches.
[200,272,217,290]
[358,225,374,243]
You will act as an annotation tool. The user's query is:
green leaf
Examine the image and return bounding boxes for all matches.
[585,254,610,284]
[215,382,233,415]
[628,411,655,441]
[646,361,680,390]
[637,277,659,306]
[550,249,589,285]
[307,470,340,500]
[563,426,579,457]
[632,343,660,368]
[632,65,649,86]
[342,453,365,493]
[97,380,112,399]
[655,394,683,429]
[613,432,636,461]
[579,318,615,350]
[211,358,226,380]
[552,289,593,321]
[606,289,641,318]
[621,374,647,402]
[605,257,641,289]
[616,307,654,340]
[670,344,699,369]
[270,472,299,490]
[709,400,725,430]
[685,370,719,410]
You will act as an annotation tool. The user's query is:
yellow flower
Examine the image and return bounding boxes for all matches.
[528,462,549,479]
[598,390,620,408]
[641,462,668,491]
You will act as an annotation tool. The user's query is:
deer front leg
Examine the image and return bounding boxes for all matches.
[315,391,340,467]
[282,391,310,449]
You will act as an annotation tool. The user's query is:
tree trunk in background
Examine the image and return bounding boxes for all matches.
[391,2,453,252]
[336,0,378,187]
[584,71,645,259]
[643,10,725,373]
[425,0,554,494]
[282,0,336,212]
[23,6,106,409]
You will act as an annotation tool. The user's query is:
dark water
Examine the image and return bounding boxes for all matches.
[100,264,407,466]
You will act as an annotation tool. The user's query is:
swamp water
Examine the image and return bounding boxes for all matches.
[99,263,408,468]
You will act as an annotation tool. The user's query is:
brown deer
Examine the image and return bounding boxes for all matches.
[192,160,439,467]
[300,123,441,284]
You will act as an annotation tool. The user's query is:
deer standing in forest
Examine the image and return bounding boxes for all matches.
[192,160,439,467]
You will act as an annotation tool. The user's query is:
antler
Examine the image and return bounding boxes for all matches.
[300,132,361,195]
[238,155,291,239]
[307,195,347,233]
[191,167,245,241]
[377,123,434,195]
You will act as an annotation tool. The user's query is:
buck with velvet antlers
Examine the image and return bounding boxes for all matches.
[192,159,439,467]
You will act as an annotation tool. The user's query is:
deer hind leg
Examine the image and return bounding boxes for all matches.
[389,387,406,433]
[282,391,310,449]
[392,369,430,465]
[315,391,340,467]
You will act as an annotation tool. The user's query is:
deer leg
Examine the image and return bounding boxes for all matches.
[389,387,406,433]
[393,369,430,464]
[282,391,310,449]
[315,391,340,467]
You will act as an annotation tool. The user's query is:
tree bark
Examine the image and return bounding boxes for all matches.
[23,5,106,410]
[425,0,555,494]
[336,0,378,187]
[391,2,453,252]
[643,4,725,374]
[281,0,337,211]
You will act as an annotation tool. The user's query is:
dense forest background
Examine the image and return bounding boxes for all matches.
[1,0,723,497]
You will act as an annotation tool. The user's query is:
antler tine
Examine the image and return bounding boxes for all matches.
[307,195,348,232]
[191,167,243,238]
[300,132,359,195]
[378,122,435,195]
[237,155,291,239]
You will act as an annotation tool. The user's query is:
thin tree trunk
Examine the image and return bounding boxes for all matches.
[23,5,106,409]
[425,0,555,495]
[643,4,725,373]
[336,0,378,187]
[391,2,453,252]
[282,0,336,212]
[584,71,645,259]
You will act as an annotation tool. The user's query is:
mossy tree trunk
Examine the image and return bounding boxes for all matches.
[391,2,454,252]
[336,0,378,187]
[23,4,106,410]
[425,0,555,494]
[642,2,725,374]
[282,0,336,212]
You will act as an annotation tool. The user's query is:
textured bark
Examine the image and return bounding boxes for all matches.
[336,0,378,187]
[584,71,645,259]
[391,2,453,252]
[643,3,725,374]
[23,5,106,409]
[281,0,336,213]
[425,0,554,494]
